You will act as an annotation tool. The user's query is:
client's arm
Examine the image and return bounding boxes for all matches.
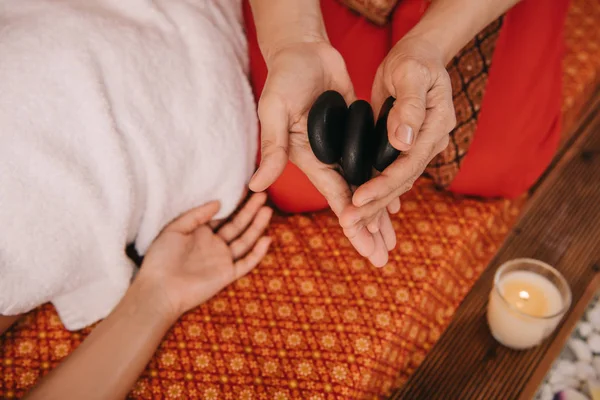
[25,193,272,400]
[0,315,21,336]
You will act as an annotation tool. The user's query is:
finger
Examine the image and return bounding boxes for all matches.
[354,78,454,209]
[344,224,376,258]
[378,59,430,152]
[290,112,375,259]
[218,192,268,242]
[229,207,273,259]
[351,135,450,217]
[164,201,221,235]
[234,236,272,278]
[379,211,396,251]
[371,67,388,122]
[249,92,290,193]
[367,211,382,234]
[291,145,353,218]
[340,204,379,231]
[322,46,356,106]
[387,197,401,214]
[367,232,389,268]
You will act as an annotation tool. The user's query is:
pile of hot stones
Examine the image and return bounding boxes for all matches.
[307,91,399,186]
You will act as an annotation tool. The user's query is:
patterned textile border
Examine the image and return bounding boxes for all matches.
[561,0,600,142]
[425,17,503,188]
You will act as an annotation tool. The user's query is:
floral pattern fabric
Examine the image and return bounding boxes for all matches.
[0,182,523,399]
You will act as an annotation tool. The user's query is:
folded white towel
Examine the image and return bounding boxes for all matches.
[0,0,257,330]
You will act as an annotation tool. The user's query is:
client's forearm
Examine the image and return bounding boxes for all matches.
[0,315,21,336]
[25,279,177,400]
[408,0,521,64]
[248,0,328,62]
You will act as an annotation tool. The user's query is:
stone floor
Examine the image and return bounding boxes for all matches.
[536,294,600,400]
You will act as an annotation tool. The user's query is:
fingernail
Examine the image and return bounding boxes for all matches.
[395,124,414,146]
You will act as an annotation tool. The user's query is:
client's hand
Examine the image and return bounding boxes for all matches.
[139,193,273,318]
[25,194,272,400]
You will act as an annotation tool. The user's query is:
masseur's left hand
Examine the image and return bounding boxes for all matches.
[340,34,456,233]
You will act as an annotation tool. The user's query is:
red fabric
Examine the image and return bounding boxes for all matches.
[449,0,570,197]
[243,0,569,213]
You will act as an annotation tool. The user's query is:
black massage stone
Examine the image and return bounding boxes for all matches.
[373,96,400,172]
[342,100,375,186]
[307,90,347,164]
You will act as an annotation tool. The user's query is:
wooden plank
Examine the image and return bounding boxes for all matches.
[392,89,600,400]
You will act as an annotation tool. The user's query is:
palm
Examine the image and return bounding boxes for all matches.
[138,195,273,317]
[167,228,234,287]
[263,42,355,214]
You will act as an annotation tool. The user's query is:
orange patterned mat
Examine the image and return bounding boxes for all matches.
[561,0,600,141]
[1,0,599,398]
[0,184,521,400]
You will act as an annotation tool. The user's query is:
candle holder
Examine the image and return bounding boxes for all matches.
[487,258,572,350]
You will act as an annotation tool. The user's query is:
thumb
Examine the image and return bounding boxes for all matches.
[336,69,357,107]
[371,67,388,125]
[385,63,428,152]
[372,61,428,153]
[165,201,221,235]
[249,92,290,192]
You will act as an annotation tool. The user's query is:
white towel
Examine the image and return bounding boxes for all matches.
[0,0,257,330]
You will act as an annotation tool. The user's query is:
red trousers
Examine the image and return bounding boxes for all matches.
[243,0,570,213]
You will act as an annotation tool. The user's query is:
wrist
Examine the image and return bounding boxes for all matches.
[249,0,328,65]
[406,0,521,66]
[404,18,461,66]
[261,32,329,66]
[126,276,181,326]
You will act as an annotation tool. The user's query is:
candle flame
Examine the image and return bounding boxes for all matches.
[519,290,530,300]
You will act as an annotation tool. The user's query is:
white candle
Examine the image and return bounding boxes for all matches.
[487,270,565,350]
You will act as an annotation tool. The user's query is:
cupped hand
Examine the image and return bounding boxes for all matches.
[341,35,456,233]
[138,193,273,318]
[249,41,394,267]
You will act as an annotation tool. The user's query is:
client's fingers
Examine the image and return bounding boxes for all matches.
[165,201,221,235]
[233,237,272,279]
[218,192,268,242]
[229,207,273,259]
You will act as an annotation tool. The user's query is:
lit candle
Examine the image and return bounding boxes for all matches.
[487,259,570,350]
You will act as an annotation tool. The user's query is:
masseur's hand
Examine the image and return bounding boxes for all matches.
[340,35,456,233]
[140,193,273,318]
[249,41,394,267]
